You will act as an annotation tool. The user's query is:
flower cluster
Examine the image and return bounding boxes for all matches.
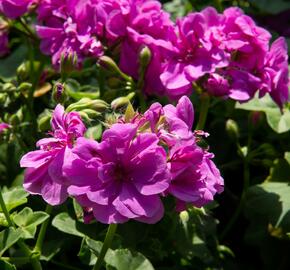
[20,97,224,224]
[1,1,287,106]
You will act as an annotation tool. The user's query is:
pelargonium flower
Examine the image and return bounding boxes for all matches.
[125,96,224,210]
[96,0,176,96]
[20,105,86,205]
[259,37,289,107]
[64,123,170,224]
[0,19,9,57]
[160,7,229,99]
[0,0,37,19]
[36,0,103,67]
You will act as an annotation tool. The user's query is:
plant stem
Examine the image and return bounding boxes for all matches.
[34,205,53,254]
[196,93,210,130]
[220,156,249,240]
[93,224,117,270]
[0,188,42,270]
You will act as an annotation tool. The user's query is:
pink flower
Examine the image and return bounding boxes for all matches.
[65,123,170,224]
[0,0,37,19]
[20,104,86,205]
[36,0,103,66]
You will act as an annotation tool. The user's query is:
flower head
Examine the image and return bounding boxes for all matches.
[65,123,170,224]
[20,104,86,205]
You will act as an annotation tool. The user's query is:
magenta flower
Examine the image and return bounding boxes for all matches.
[36,0,103,66]
[100,0,176,96]
[260,37,289,107]
[0,20,9,57]
[0,0,37,19]
[160,7,229,99]
[20,105,86,205]
[143,96,224,209]
[64,123,170,224]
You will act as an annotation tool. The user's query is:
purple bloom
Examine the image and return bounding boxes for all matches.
[36,0,103,67]
[0,0,37,19]
[20,104,86,205]
[64,123,170,224]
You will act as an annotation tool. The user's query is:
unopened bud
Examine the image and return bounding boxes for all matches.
[111,92,135,110]
[3,82,16,92]
[80,109,101,121]
[99,56,132,81]
[226,119,239,141]
[139,46,151,69]
[0,122,10,135]
[17,62,30,81]
[66,98,109,113]
[60,51,78,76]
[52,82,67,104]
[18,82,32,93]
[38,110,52,132]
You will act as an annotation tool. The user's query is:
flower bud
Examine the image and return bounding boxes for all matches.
[226,119,239,141]
[60,51,78,76]
[0,122,10,135]
[139,46,151,69]
[52,82,67,104]
[66,98,109,113]
[111,92,135,110]
[2,82,16,92]
[17,62,30,81]
[79,109,101,122]
[99,56,132,81]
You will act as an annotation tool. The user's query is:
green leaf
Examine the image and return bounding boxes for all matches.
[124,102,135,122]
[0,46,27,81]
[13,207,49,239]
[250,0,290,14]
[266,158,290,183]
[78,238,153,269]
[0,187,29,212]
[41,239,63,261]
[244,182,290,244]
[285,152,290,166]
[0,260,16,270]
[106,249,154,270]
[85,124,103,141]
[0,227,23,256]
[78,238,104,266]
[52,212,85,237]
[236,94,290,133]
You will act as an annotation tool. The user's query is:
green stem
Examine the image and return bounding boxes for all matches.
[196,93,210,130]
[220,157,249,240]
[93,224,117,270]
[0,188,42,270]
[34,205,53,254]
[214,0,223,12]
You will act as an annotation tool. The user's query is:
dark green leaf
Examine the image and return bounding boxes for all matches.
[0,228,23,256]
[52,212,85,237]
[0,260,16,270]
[0,187,28,213]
